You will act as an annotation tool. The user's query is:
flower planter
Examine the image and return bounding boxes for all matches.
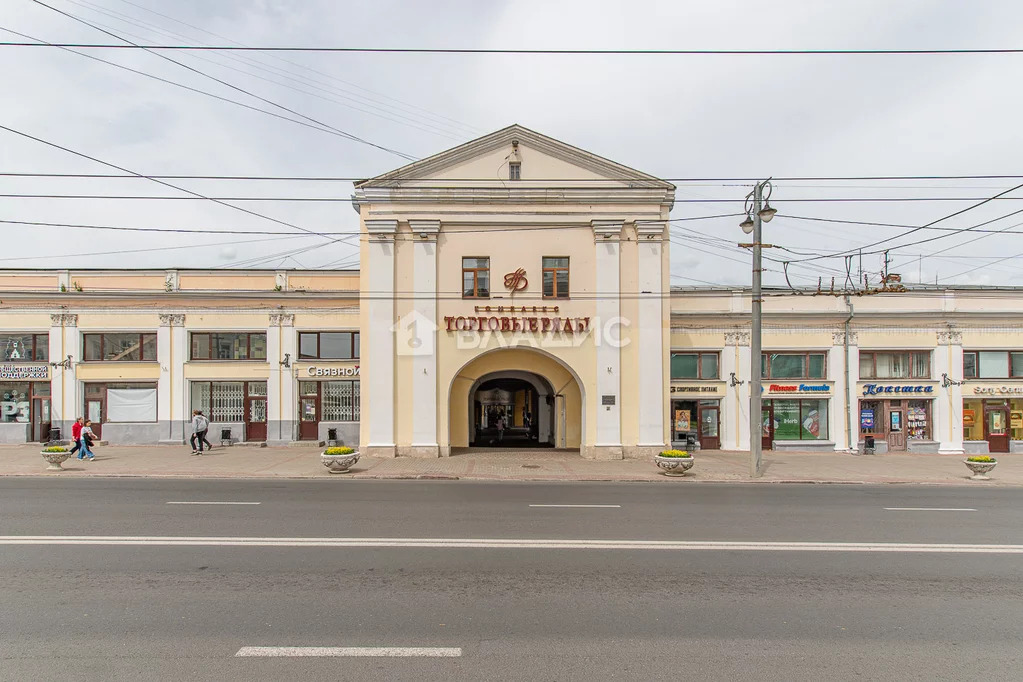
[41,450,71,471]
[654,454,695,477]
[964,459,997,480]
[321,450,360,474]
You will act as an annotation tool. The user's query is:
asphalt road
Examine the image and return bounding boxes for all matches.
[2,479,1022,681]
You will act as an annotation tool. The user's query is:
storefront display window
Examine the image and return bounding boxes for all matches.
[321,380,360,421]
[765,398,828,440]
[191,381,244,421]
[0,382,30,422]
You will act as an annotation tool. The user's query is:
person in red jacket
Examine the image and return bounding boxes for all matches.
[69,417,84,459]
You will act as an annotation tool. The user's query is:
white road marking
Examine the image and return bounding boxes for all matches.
[166,502,261,505]
[2,536,1022,553]
[529,504,621,508]
[236,647,461,658]
[884,508,977,512]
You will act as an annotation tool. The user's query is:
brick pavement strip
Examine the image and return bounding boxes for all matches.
[3,444,1022,485]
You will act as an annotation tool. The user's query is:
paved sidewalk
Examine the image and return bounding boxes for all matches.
[6,443,1022,485]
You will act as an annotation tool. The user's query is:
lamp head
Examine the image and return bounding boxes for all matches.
[758,203,777,223]
[740,214,755,234]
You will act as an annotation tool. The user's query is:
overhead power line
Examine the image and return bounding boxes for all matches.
[3,42,1023,55]
[6,194,1023,203]
[25,1,417,161]
[2,172,1021,182]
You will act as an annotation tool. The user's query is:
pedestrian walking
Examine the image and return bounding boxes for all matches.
[70,417,84,459]
[497,415,505,442]
[190,410,210,455]
[80,420,97,461]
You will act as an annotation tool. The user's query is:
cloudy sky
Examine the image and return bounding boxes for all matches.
[3,0,1023,288]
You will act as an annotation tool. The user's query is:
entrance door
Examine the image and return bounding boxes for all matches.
[245,382,267,442]
[761,405,774,450]
[986,407,1010,453]
[699,404,720,450]
[31,398,50,442]
[887,407,906,451]
[86,398,103,439]
[299,381,319,440]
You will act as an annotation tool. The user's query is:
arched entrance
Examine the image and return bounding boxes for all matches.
[447,347,584,451]
[468,371,556,447]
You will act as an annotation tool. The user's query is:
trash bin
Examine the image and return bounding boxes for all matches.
[327,428,338,446]
[864,435,875,455]
[47,426,61,443]
[220,428,233,446]
[685,433,698,450]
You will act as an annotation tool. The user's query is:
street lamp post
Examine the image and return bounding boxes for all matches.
[740,180,776,478]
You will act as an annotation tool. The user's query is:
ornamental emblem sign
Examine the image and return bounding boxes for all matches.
[503,268,528,292]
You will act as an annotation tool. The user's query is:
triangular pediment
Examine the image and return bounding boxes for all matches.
[355,124,674,189]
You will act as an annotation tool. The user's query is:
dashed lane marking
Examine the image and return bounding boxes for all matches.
[235,647,462,657]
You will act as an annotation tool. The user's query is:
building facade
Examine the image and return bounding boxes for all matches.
[1,126,1021,457]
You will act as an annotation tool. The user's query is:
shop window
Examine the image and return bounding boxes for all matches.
[859,351,930,379]
[189,381,267,422]
[462,257,490,298]
[298,332,359,360]
[189,333,267,361]
[542,257,570,299]
[0,334,49,362]
[762,353,827,380]
[82,333,156,362]
[321,380,361,421]
[671,352,719,380]
[768,399,828,440]
[0,382,30,422]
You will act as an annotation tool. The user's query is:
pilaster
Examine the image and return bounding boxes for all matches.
[157,313,186,443]
[635,222,665,452]
[936,329,965,454]
[48,313,79,437]
[406,220,440,457]
[722,331,751,451]
[591,220,622,458]
[365,219,397,457]
[267,312,296,445]
[830,331,858,452]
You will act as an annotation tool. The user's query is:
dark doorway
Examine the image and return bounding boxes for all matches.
[471,376,549,448]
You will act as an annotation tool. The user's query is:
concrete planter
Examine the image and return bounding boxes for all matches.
[41,450,71,471]
[321,450,360,474]
[654,455,695,477]
[964,459,997,480]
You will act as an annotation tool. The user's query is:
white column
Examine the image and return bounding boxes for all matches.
[48,313,79,435]
[936,330,965,454]
[157,313,186,443]
[366,220,397,456]
[592,221,622,458]
[722,331,751,451]
[409,220,439,456]
[636,223,665,450]
[267,313,296,444]
[830,331,858,452]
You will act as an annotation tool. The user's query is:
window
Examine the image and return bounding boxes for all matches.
[322,380,360,421]
[671,352,719,380]
[0,334,49,362]
[298,332,360,360]
[190,333,267,360]
[509,162,521,180]
[963,351,1023,379]
[83,333,156,362]
[462,257,490,298]
[190,381,266,422]
[767,398,829,440]
[859,351,930,379]
[762,352,827,379]
[84,382,157,422]
[542,257,569,299]
[0,382,30,422]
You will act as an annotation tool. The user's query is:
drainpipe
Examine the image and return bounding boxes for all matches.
[844,295,855,452]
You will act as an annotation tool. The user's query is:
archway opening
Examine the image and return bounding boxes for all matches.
[470,373,555,448]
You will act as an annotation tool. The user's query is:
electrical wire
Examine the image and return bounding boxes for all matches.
[27,1,418,161]
[4,42,1023,55]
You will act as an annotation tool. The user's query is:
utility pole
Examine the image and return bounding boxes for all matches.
[740,180,775,478]
[750,183,764,478]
